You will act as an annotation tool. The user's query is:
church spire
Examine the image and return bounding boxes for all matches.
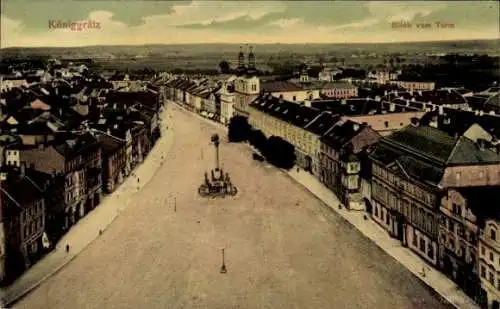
[248,45,255,70]
[238,46,245,69]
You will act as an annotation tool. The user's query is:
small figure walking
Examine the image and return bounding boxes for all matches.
[66,244,70,253]
[421,266,426,277]
[99,229,102,235]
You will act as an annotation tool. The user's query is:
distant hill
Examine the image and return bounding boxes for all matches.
[1,39,499,58]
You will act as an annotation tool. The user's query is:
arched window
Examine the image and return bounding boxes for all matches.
[491,229,497,241]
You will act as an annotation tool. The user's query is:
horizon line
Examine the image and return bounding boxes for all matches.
[1,38,499,50]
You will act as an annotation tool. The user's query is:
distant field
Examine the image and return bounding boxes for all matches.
[1,40,498,71]
[95,57,272,72]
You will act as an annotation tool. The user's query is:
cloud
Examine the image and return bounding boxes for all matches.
[268,18,301,29]
[157,1,287,27]
[366,1,447,23]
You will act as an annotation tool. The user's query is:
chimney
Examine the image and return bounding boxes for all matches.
[389,103,395,112]
[352,122,360,131]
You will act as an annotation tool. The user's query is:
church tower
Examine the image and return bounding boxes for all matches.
[299,66,310,83]
[237,46,246,75]
[246,45,257,77]
[248,46,255,70]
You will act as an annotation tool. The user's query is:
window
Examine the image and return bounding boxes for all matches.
[420,238,426,252]
[489,272,495,285]
[481,265,486,278]
[456,172,461,181]
[427,243,434,259]
[492,229,497,241]
[386,211,390,225]
[491,252,494,262]
[293,96,296,101]
[482,246,486,256]
[413,230,418,246]
[452,203,462,216]
[459,245,466,258]
[374,205,378,217]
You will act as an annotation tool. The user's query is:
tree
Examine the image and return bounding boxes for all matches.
[248,129,267,152]
[264,136,296,170]
[228,116,251,142]
[219,60,231,74]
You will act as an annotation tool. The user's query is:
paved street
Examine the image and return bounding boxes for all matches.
[14,104,454,309]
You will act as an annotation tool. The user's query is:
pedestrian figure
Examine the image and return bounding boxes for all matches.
[99,229,102,235]
[137,177,140,183]
[422,266,426,277]
[66,244,70,253]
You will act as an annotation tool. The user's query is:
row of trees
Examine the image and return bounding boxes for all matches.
[228,116,295,170]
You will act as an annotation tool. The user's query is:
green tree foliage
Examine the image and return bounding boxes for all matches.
[219,60,231,74]
[228,116,251,142]
[248,129,267,152]
[264,136,296,170]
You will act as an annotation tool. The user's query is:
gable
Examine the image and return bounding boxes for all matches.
[6,116,18,125]
[447,189,465,206]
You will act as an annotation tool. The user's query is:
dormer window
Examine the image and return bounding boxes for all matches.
[491,229,497,241]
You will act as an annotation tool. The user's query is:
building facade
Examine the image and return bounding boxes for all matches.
[320,121,380,210]
[479,217,500,309]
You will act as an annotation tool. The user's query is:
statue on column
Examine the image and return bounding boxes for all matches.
[198,133,238,198]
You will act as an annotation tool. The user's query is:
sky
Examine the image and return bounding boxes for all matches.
[1,0,499,47]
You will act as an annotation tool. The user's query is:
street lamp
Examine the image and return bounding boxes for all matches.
[220,248,227,274]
